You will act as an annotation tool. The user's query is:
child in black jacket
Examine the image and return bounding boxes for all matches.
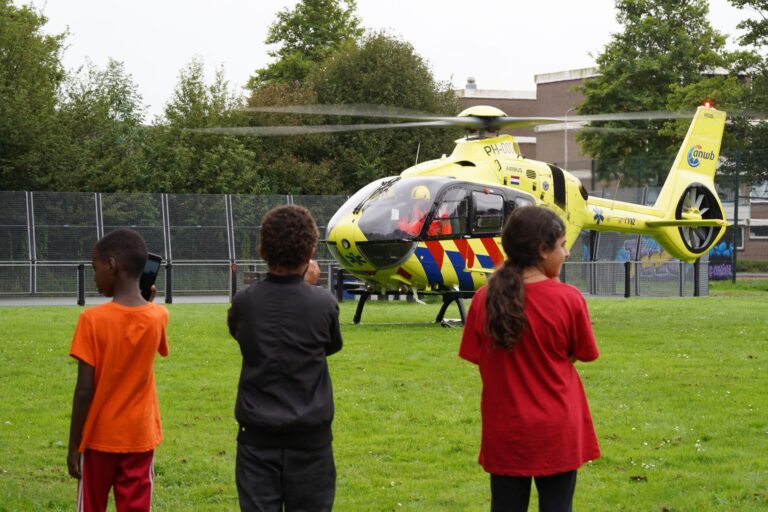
[227,205,342,512]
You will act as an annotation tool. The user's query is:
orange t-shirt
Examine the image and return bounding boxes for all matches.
[70,301,169,453]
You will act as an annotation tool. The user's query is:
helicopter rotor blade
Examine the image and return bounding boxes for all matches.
[191,120,460,137]
[198,105,705,138]
[244,103,448,121]
[244,103,546,129]
[566,110,694,122]
[466,110,695,131]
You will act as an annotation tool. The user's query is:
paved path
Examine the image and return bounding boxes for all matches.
[0,295,232,307]
[737,273,768,279]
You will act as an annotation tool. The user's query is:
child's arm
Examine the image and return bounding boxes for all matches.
[326,306,343,356]
[67,360,94,479]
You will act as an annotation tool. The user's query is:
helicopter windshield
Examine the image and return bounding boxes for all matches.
[326,176,399,236]
[356,177,453,241]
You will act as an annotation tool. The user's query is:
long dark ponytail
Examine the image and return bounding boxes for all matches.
[485,206,566,350]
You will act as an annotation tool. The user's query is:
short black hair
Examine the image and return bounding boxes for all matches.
[260,205,318,269]
[94,228,148,278]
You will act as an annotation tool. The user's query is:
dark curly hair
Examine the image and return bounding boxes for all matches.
[260,205,318,270]
[94,228,148,278]
[485,206,565,350]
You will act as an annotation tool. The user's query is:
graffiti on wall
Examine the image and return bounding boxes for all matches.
[708,239,734,280]
[618,238,680,277]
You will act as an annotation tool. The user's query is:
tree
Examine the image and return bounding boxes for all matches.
[52,59,150,191]
[248,0,363,89]
[0,0,66,190]
[162,57,243,129]
[304,31,463,192]
[729,0,768,48]
[148,58,274,194]
[722,0,768,185]
[577,0,739,185]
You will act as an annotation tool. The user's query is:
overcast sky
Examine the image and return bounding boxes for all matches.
[25,0,753,119]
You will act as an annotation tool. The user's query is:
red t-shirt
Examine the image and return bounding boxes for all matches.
[459,280,600,476]
[70,302,169,453]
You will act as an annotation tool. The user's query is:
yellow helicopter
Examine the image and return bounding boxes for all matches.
[205,103,728,323]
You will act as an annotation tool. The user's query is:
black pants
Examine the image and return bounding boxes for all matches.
[490,470,578,512]
[236,443,335,512]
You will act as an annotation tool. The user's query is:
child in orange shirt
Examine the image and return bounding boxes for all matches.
[67,228,169,512]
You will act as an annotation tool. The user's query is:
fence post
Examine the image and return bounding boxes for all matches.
[624,261,631,298]
[230,262,237,300]
[77,263,85,306]
[679,261,684,297]
[693,258,701,297]
[731,151,740,284]
[165,262,173,304]
[335,268,344,302]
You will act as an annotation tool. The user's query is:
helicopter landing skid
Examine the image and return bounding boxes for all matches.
[435,292,468,325]
[348,289,471,325]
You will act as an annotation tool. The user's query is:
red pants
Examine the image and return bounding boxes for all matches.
[77,449,155,512]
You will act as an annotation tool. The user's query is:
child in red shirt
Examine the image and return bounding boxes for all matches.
[67,228,169,512]
[459,206,600,511]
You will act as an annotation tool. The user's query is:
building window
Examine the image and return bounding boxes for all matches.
[749,225,768,240]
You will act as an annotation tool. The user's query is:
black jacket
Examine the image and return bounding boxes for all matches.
[227,273,343,449]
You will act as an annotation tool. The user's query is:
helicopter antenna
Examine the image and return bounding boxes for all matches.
[415,142,421,165]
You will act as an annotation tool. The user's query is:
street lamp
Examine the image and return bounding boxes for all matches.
[564,106,576,169]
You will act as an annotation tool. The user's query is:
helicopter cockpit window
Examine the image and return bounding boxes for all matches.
[326,176,398,237]
[426,188,468,239]
[472,191,504,235]
[356,178,447,241]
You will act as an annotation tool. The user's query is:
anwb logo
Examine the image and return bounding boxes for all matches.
[687,145,715,168]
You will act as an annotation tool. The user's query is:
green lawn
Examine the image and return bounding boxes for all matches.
[1,294,767,511]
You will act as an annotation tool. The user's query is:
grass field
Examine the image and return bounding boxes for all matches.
[1,286,767,511]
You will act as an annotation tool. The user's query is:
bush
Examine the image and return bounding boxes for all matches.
[735,259,768,272]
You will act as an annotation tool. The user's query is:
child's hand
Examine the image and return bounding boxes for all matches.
[147,284,158,303]
[67,448,81,479]
[304,260,321,285]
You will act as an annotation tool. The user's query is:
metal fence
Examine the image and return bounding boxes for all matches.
[0,191,347,299]
[0,258,708,305]
[0,190,715,302]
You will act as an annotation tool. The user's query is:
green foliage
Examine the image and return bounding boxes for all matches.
[1,297,768,510]
[244,32,463,194]
[718,1,768,184]
[0,0,66,190]
[308,32,463,192]
[735,259,768,272]
[577,0,741,185]
[51,59,149,192]
[162,57,243,129]
[147,58,274,194]
[248,0,363,89]
[0,1,460,196]
[729,0,768,48]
